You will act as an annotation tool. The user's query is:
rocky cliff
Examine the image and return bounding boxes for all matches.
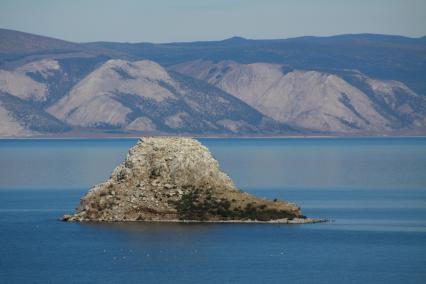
[63,137,317,223]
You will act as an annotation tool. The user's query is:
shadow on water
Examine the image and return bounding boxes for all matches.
[81,221,221,236]
[79,220,310,239]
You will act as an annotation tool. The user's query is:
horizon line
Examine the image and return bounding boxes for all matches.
[1,27,425,45]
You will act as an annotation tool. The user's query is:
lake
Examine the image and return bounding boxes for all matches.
[0,137,425,283]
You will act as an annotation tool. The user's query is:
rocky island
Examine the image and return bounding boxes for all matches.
[63,137,321,223]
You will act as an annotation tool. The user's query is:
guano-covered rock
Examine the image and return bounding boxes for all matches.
[63,137,319,223]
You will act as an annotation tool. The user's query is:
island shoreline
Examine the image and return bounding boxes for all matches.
[62,217,327,224]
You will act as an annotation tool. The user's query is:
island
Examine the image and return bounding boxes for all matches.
[63,137,322,224]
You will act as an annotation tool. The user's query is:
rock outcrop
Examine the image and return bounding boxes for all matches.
[63,137,318,223]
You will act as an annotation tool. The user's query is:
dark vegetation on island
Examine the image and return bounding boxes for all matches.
[171,188,302,221]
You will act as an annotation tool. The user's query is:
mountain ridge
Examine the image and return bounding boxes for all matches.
[44,58,294,135]
[171,60,426,133]
[86,31,426,96]
[0,29,425,136]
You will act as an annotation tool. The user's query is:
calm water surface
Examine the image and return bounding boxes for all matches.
[0,138,425,283]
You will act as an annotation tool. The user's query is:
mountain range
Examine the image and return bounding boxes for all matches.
[1,28,425,136]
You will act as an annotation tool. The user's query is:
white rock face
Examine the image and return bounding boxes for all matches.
[2,55,423,136]
[0,70,48,102]
[216,119,250,133]
[0,102,35,136]
[126,117,157,132]
[0,59,60,102]
[256,70,388,132]
[16,59,60,79]
[164,112,189,129]
[47,59,176,127]
[45,58,277,134]
[172,60,426,133]
[363,76,417,111]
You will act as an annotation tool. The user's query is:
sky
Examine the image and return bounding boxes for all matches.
[0,0,425,43]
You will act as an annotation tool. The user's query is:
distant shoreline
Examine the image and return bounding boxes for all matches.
[1,135,425,140]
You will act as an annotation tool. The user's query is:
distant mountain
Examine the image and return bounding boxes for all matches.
[0,57,99,136]
[0,29,128,69]
[88,33,426,96]
[0,92,69,136]
[0,28,82,54]
[0,57,107,106]
[0,29,425,136]
[47,59,288,134]
[0,57,290,136]
[171,60,426,133]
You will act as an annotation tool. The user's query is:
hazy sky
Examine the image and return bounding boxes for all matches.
[0,0,425,43]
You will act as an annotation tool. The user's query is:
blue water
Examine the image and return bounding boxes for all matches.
[0,138,425,283]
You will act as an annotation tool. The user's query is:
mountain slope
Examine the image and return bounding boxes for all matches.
[0,101,35,137]
[0,92,69,136]
[0,57,107,106]
[0,28,82,54]
[88,34,426,96]
[172,60,426,133]
[46,59,291,134]
[1,29,425,136]
[0,29,129,70]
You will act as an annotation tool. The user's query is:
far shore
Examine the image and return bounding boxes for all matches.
[1,133,426,140]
